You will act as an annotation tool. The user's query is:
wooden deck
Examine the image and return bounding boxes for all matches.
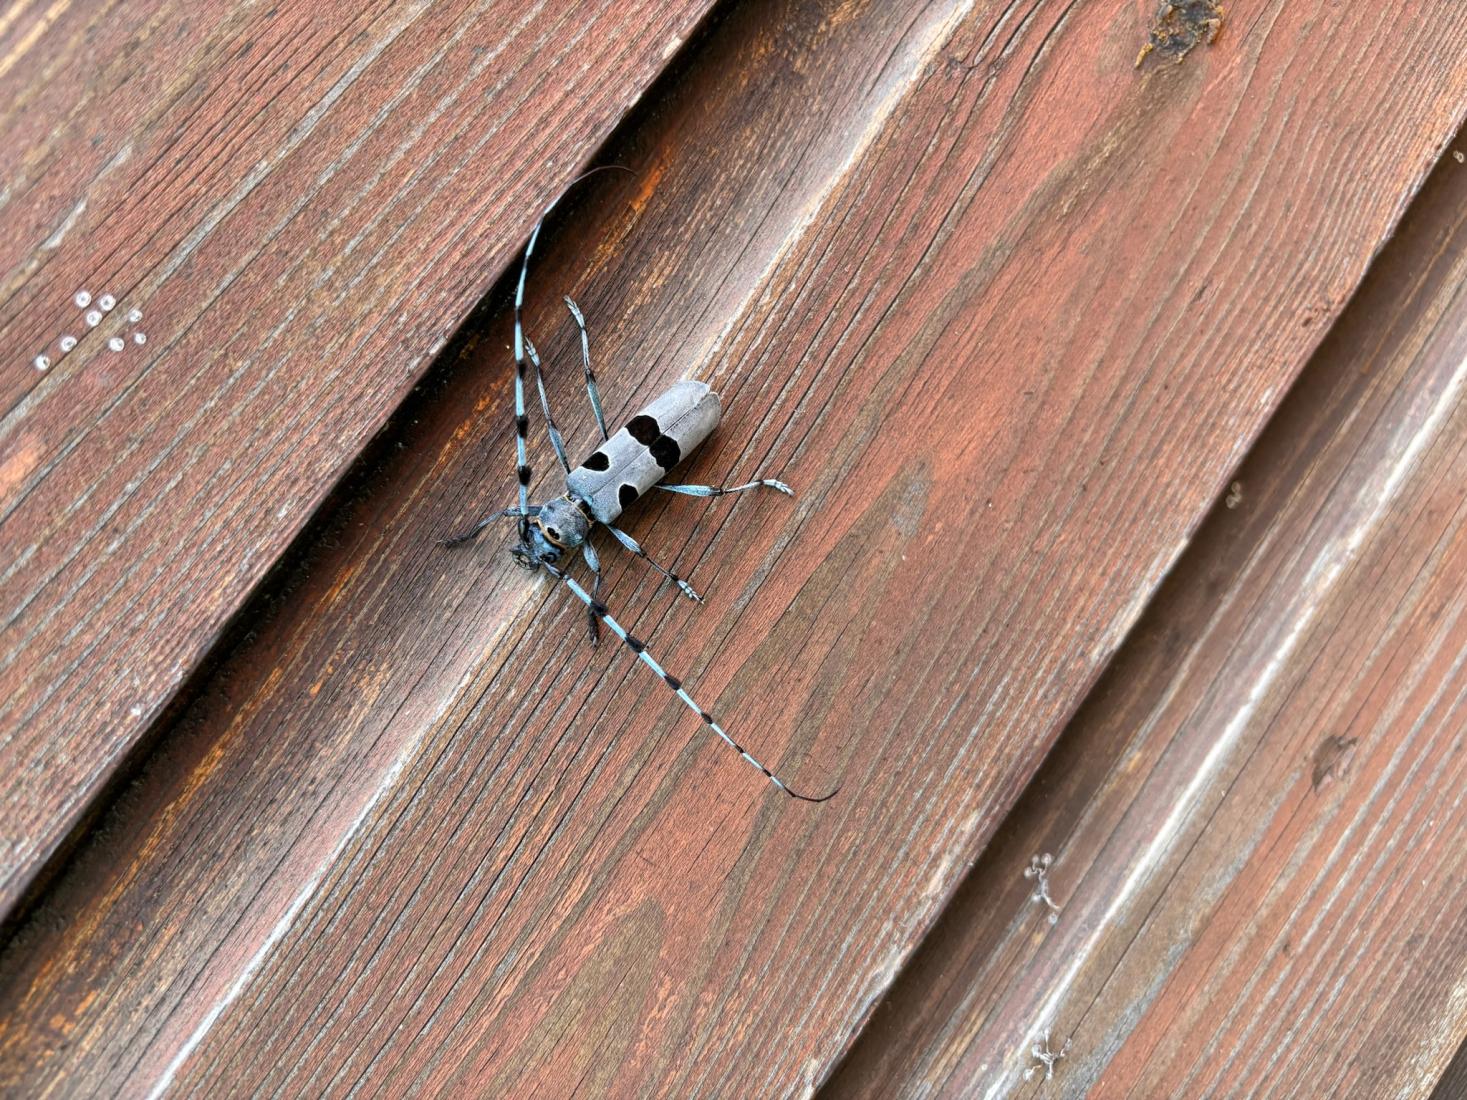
[1,1,1464,1096]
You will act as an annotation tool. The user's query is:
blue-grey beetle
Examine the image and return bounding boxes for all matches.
[444,171,837,803]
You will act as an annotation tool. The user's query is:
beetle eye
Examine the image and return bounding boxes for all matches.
[545,526,561,542]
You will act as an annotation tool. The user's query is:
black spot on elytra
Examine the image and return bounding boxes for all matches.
[581,450,611,472]
[618,483,639,508]
[627,415,661,445]
[649,435,681,469]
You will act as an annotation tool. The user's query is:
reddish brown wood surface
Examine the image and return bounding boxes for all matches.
[823,125,1467,1099]
[2,0,1465,1095]
[0,0,718,914]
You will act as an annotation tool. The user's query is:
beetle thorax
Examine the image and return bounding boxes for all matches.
[537,496,591,548]
[513,495,592,570]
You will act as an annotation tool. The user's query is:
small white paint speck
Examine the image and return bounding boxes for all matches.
[276,504,290,518]
[108,336,125,352]
[129,705,143,719]
[33,354,50,371]
[133,331,147,346]
[74,290,92,308]
[99,293,116,311]
[59,335,77,352]
[1455,151,1465,164]
[85,309,102,327]
[127,307,143,323]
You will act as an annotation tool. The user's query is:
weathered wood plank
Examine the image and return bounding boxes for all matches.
[822,127,1467,1098]
[2,0,1465,1095]
[0,0,719,914]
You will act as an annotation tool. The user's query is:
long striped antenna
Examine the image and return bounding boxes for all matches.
[511,166,632,540]
[543,564,838,803]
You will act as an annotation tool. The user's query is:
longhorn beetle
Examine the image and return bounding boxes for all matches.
[442,170,838,804]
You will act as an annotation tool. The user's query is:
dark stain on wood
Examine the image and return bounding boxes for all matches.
[1310,734,1358,791]
[1136,0,1224,68]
